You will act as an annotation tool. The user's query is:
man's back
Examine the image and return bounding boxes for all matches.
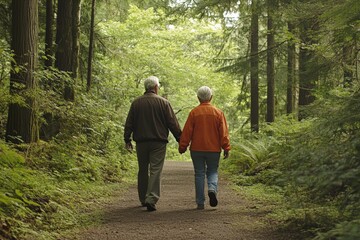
[124,92,181,143]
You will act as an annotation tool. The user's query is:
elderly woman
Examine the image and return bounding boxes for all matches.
[179,86,231,210]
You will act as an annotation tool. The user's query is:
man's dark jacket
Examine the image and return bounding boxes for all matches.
[124,91,181,143]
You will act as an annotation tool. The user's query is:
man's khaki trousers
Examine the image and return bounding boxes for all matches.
[136,141,167,205]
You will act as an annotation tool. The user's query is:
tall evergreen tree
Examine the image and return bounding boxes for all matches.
[72,0,81,80]
[87,0,96,92]
[45,0,54,68]
[266,0,275,123]
[296,0,324,120]
[250,0,259,132]
[55,0,74,101]
[298,15,319,120]
[6,0,39,143]
[286,21,296,114]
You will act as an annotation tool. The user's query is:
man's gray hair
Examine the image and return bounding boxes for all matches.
[197,86,212,101]
[144,76,160,90]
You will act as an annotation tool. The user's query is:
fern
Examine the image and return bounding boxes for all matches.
[0,143,25,167]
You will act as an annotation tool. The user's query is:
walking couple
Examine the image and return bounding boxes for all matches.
[124,76,231,211]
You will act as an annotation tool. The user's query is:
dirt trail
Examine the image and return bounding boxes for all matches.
[76,161,297,240]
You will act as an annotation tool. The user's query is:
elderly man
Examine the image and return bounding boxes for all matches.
[179,86,231,210]
[124,76,182,211]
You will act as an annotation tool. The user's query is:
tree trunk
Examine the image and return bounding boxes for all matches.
[72,0,81,79]
[6,0,38,143]
[45,0,53,68]
[266,0,275,123]
[298,17,319,120]
[55,0,74,101]
[87,0,96,92]
[250,0,259,132]
[287,22,296,114]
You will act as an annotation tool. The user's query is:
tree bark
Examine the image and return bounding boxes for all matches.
[72,0,81,79]
[87,0,96,92]
[250,0,259,132]
[298,17,319,120]
[266,0,275,123]
[45,0,53,68]
[287,22,296,114]
[6,0,38,143]
[55,0,74,101]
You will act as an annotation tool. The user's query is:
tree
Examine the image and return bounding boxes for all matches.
[266,0,275,123]
[298,15,319,120]
[6,0,39,143]
[87,0,96,92]
[55,0,74,101]
[250,0,259,132]
[335,1,359,87]
[72,0,81,80]
[286,21,296,114]
[44,0,54,68]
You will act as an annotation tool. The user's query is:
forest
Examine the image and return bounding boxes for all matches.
[0,0,359,239]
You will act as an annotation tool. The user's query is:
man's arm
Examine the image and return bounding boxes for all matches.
[124,105,134,144]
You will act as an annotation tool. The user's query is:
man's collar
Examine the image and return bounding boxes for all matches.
[144,90,156,94]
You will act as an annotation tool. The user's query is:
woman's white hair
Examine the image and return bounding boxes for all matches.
[144,76,160,90]
[197,86,212,101]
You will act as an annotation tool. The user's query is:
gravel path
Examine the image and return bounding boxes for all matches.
[76,161,298,240]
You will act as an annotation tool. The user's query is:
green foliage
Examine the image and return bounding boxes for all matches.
[0,143,25,167]
[222,127,288,186]
[0,39,12,137]
[280,90,360,237]
[281,91,360,206]
[223,89,360,239]
[0,61,137,238]
[314,219,360,240]
[222,138,273,182]
[0,138,136,239]
[95,5,238,127]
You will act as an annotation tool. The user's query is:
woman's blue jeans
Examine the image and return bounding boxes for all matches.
[190,151,220,205]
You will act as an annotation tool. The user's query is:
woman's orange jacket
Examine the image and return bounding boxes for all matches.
[179,102,231,153]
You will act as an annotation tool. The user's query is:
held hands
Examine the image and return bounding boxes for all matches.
[178,146,186,154]
[125,142,133,152]
[178,147,228,158]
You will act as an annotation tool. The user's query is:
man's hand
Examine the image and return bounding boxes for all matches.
[223,150,229,159]
[125,142,133,152]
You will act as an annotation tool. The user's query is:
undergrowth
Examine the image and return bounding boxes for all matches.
[0,124,137,240]
[222,90,360,240]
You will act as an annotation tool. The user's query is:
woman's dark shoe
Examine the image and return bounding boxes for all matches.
[208,191,218,207]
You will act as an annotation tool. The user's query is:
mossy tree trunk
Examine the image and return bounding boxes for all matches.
[6,0,39,143]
